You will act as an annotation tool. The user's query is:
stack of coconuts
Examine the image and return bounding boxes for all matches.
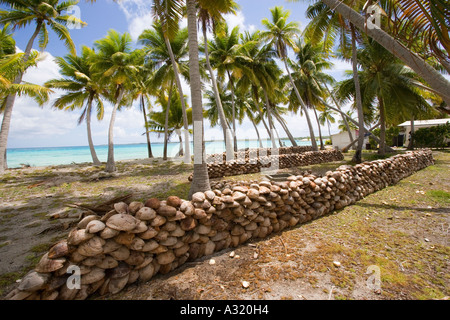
[206,146,314,163]
[192,149,344,180]
[6,149,434,300]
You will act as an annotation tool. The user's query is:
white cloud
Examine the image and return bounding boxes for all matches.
[117,0,154,41]
[4,52,83,146]
[327,57,352,82]
[224,11,253,32]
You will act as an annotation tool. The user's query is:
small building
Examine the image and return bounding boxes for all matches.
[331,129,368,150]
[398,118,450,146]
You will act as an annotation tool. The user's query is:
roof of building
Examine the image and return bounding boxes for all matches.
[398,118,450,127]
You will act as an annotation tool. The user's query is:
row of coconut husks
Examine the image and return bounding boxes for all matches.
[205,146,315,163]
[191,149,344,180]
[6,149,434,300]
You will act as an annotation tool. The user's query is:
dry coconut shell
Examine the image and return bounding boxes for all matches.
[130,221,147,234]
[77,215,100,229]
[114,202,129,214]
[157,205,177,217]
[130,237,145,251]
[167,211,186,222]
[67,228,94,246]
[110,262,131,279]
[144,198,160,209]
[35,253,66,273]
[135,207,156,221]
[166,196,182,207]
[109,246,130,261]
[106,213,140,232]
[81,267,105,285]
[138,227,158,240]
[150,215,166,227]
[127,270,139,285]
[109,274,129,295]
[48,240,69,259]
[100,209,117,222]
[77,236,105,257]
[96,256,119,269]
[114,232,135,246]
[99,227,120,239]
[18,271,50,292]
[102,239,122,254]
[156,250,175,265]
[138,263,155,282]
[86,220,106,234]
[128,201,144,214]
[124,251,145,266]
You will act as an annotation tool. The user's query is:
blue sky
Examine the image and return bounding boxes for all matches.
[3,0,353,149]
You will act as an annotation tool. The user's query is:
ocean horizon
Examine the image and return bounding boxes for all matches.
[6,138,316,169]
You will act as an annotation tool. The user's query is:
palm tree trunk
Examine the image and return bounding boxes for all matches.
[282,56,318,151]
[321,0,450,106]
[260,116,272,141]
[86,96,101,165]
[0,22,42,173]
[273,112,297,147]
[187,0,210,197]
[163,82,174,160]
[313,108,325,150]
[407,115,414,150]
[321,103,382,147]
[163,32,191,164]
[141,94,153,158]
[203,27,234,160]
[343,122,380,151]
[262,89,278,148]
[105,87,124,172]
[325,85,353,143]
[350,25,365,164]
[254,92,273,142]
[249,116,264,148]
[275,126,284,147]
[378,96,386,156]
[176,130,183,157]
[226,69,238,152]
[327,120,332,143]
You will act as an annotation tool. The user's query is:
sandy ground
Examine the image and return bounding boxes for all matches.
[0,151,449,300]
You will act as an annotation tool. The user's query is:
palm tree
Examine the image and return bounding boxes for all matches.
[208,23,243,152]
[187,0,213,196]
[203,81,233,129]
[236,30,283,148]
[304,0,366,161]
[45,47,104,165]
[138,23,190,161]
[198,0,238,159]
[286,39,335,150]
[153,0,234,196]
[335,37,433,155]
[89,30,140,172]
[337,110,358,133]
[297,0,450,109]
[0,25,50,107]
[0,52,50,113]
[151,1,191,164]
[381,0,450,74]
[131,58,155,159]
[147,90,192,157]
[0,0,85,172]
[260,6,318,151]
[318,107,336,142]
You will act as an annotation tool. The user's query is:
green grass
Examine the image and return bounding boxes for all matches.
[426,190,450,204]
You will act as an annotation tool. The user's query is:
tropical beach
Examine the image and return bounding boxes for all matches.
[0,0,449,304]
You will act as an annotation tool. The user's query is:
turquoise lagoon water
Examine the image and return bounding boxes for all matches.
[6,138,314,169]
